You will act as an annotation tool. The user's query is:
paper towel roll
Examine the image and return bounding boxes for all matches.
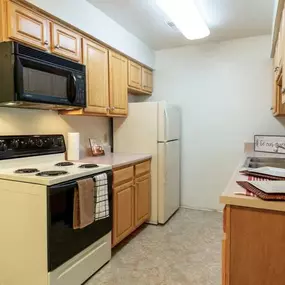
[67,132,80,161]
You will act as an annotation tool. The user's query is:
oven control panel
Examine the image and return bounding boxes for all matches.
[0,135,66,160]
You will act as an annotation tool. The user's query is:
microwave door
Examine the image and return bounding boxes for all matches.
[15,56,73,106]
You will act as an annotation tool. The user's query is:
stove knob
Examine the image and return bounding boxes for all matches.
[0,140,7,152]
[20,140,28,148]
[28,139,35,147]
[36,139,44,148]
[11,139,19,149]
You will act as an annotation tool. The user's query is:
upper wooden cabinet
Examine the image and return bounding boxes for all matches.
[51,23,81,62]
[142,68,153,93]
[128,60,142,89]
[6,1,50,50]
[127,59,153,95]
[109,51,128,116]
[82,39,109,115]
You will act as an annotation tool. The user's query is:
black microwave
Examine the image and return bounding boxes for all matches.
[0,41,86,110]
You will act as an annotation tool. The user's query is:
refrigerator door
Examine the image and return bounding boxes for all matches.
[158,102,181,142]
[158,140,180,224]
[113,102,159,224]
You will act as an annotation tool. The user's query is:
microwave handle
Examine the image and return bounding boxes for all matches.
[68,74,77,103]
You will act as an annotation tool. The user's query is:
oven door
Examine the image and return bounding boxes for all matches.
[47,171,112,272]
[15,55,78,106]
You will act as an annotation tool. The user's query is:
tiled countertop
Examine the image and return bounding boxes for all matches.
[220,150,285,212]
[79,153,152,169]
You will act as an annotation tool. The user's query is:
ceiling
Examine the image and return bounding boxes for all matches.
[87,0,275,50]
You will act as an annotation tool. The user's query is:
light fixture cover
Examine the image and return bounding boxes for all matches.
[156,0,210,40]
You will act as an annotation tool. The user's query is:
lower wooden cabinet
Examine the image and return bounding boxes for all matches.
[113,181,134,246]
[222,205,285,285]
[112,159,151,247]
[134,174,151,227]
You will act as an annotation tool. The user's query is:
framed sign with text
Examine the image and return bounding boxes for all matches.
[254,135,285,154]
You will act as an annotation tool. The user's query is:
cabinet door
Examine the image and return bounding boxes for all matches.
[128,60,142,89]
[6,1,49,50]
[142,68,153,93]
[109,51,128,116]
[51,23,81,62]
[113,181,134,246]
[82,39,109,114]
[134,174,151,228]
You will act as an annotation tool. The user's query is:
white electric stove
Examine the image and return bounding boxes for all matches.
[0,154,111,185]
[0,135,112,285]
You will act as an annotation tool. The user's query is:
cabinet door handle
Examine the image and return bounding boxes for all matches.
[274,66,280,72]
[44,40,49,45]
[106,107,110,111]
[270,107,274,110]
[282,88,285,94]
[111,107,115,111]
[55,44,60,49]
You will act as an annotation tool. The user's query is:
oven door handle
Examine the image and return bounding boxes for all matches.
[48,181,77,195]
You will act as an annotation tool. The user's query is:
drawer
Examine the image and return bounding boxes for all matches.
[135,160,151,177]
[113,166,134,186]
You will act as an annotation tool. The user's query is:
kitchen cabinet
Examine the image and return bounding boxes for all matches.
[113,181,134,246]
[112,159,151,247]
[0,0,154,117]
[127,60,153,95]
[128,60,142,90]
[134,174,151,227]
[272,3,285,116]
[142,67,153,93]
[109,51,128,116]
[5,1,50,51]
[82,39,109,114]
[51,23,82,62]
[222,205,285,285]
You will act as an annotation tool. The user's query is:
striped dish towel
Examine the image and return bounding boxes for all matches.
[235,176,269,197]
[94,173,109,221]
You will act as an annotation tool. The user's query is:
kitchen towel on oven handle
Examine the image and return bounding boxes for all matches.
[94,173,110,221]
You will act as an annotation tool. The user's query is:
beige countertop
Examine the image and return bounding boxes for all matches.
[79,153,152,169]
[220,149,285,212]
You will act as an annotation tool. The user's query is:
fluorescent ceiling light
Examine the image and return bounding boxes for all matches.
[156,0,210,40]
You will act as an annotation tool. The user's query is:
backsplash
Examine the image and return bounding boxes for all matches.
[0,108,109,157]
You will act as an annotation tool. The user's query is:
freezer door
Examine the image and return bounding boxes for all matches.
[158,140,180,224]
[158,102,181,142]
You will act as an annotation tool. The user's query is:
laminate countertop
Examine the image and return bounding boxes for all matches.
[220,150,285,212]
[79,153,152,169]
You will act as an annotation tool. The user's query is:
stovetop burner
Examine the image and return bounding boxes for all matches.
[15,168,40,174]
[36,171,69,177]
[55,162,74,167]
[79,164,99,169]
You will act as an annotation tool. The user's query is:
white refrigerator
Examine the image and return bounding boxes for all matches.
[113,101,181,224]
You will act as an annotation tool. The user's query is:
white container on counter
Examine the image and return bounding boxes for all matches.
[67,132,80,160]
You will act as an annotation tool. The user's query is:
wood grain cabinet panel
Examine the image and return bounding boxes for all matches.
[142,67,153,93]
[109,51,128,116]
[128,60,142,89]
[51,23,81,61]
[134,174,151,227]
[6,1,50,50]
[82,39,109,114]
[135,160,151,177]
[112,181,134,246]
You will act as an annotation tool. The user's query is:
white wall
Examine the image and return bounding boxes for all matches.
[152,35,285,210]
[0,108,109,157]
[26,0,155,67]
